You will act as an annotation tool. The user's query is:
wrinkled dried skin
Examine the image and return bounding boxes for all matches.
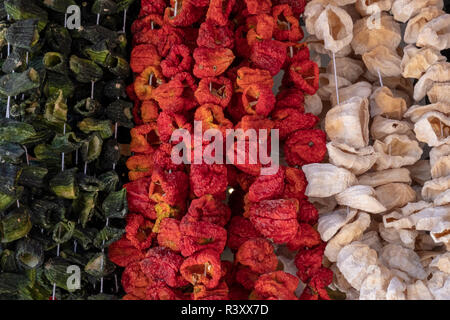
[325,212,371,262]
[427,82,450,104]
[325,96,370,149]
[373,134,423,171]
[337,242,379,291]
[380,244,427,280]
[318,207,358,242]
[370,87,407,120]
[417,13,450,50]
[318,73,352,101]
[327,142,378,175]
[404,7,445,44]
[401,45,446,79]
[331,82,373,107]
[362,45,402,78]
[303,163,358,198]
[422,175,450,201]
[326,57,365,83]
[358,168,412,188]
[359,264,393,300]
[412,205,450,231]
[314,5,354,53]
[355,0,392,16]
[430,253,450,274]
[405,160,432,185]
[430,144,450,179]
[413,111,450,147]
[336,185,386,213]
[358,231,384,255]
[370,116,414,141]
[352,14,401,55]
[426,270,450,299]
[379,223,419,249]
[405,102,450,123]
[306,35,353,58]
[304,2,325,35]
[414,62,450,101]
[375,183,416,212]
[304,93,323,116]
[391,0,444,23]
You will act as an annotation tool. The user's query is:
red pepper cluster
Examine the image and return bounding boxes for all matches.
[109,0,331,300]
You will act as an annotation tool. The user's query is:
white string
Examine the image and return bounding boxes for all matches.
[64,13,68,28]
[61,123,66,171]
[75,149,79,165]
[174,0,178,17]
[91,81,95,99]
[73,240,78,253]
[6,96,11,119]
[149,74,153,86]
[96,14,100,25]
[332,52,339,105]
[287,22,293,58]
[377,68,383,87]
[151,21,154,30]
[122,9,127,33]
[23,146,29,166]
[99,218,110,293]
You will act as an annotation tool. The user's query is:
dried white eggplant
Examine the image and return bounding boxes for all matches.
[370,86,407,120]
[375,183,416,212]
[413,62,450,101]
[370,116,414,141]
[380,244,427,280]
[303,163,358,198]
[406,280,434,299]
[325,96,370,149]
[427,82,450,104]
[430,144,450,179]
[355,0,392,16]
[326,57,366,83]
[404,102,450,123]
[362,45,402,78]
[373,134,423,170]
[434,189,450,206]
[309,196,338,214]
[422,176,450,201]
[417,13,450,50]
[391,0,443,23]
[386,277,407,300]
[431,221,450,246]
[401,45,446,79]
[358,168,412,188]
[327,142,378,175]
[404,7,445,44]
[406,160,432,185]
[359,264,392,300]
[336,185,387,213]
[412,205,450,231]
[429,253,450,274]
[426,270,450,299]
[318,207,359,242]
[352,14,401,55]
[306,35,353,58]
[413,111,450,147]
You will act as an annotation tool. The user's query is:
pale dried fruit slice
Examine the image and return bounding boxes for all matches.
[404,102,450,123]
[336,185,387,213]
[427,82,450,105]
[391,0,444,23]
[370,86,407,120]
[303,163,358,198]
[358,168,412,188]
[400,200,433,216]
[326,57,366,83]
[355,0,392,16]
[412,205,450,231]
[429,253,450,274]
[318,207,359,242]
[362,45,402,78]
[351,14,401,55]
[304,1,325,35]
[314,5,354,53]
[330,81,373,107]
[386,277,407,300]
[318,73,352,101]
[414,111,450,147]
[401,45,446,79]
[406,280,434,299]
[304,93,323,116]
[325,212,371,262]
[375,183,416,212]
[325,96,370,149]
[427,270,450,299]
[380,244,427,280]
[404,7,445,44]
[430,144,450,179]
[379,224,418,249]
[413,62,450,101]
[370,116,414,141]
[417,13,450,50]
[434,189,450,206]
[306,35,353,58]
[422,176,450,202]
[327,142,378,175]
[373,134,423,170]
[337,242,379,291]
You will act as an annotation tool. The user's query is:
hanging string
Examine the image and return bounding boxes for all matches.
[174,0,178,17]
[99,217,110,294]
[61,123,66,171]
[122,9,127,33]
[377,68,383,87]
[5,15,11,119]
[96,14,100,25]
[332,52,339,105]
[287,22,294,58]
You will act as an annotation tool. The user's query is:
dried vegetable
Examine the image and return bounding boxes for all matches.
[0,0,134,299]
[304,0,450,299]
[111,0,333,300]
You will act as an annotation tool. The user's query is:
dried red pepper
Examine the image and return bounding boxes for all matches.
[140,100,159,123]
[244,0,272,15]
[286,223,321,251]
[236,238,278,274]
[246,14,274,46]
[152,143,186,172]
[157,112,192,144]
[122,261,152,300]
[157,218,182,252]
[193,47,235,78]
[125,214,155,250]
[193,281,229,300]
[298,199,319,225]
[108,236,145,268]
[124,177,157,220]
[164,0,205,27]
[289,60,320,95]
[275,87,305,111]
[250,39,287,76]
[253,271,299,300]
[180,221,227,257]
[273,108,319,140]
[284,129,327,166]
[282,167,307,202]
[235,266,260,290]
[160,44,193,78]
[134,66,164,101]
[180,249,222,289]
[183,194,231,227]
[206,0,236,26]
[236,67,273,92]
[149,167,189,206]
[294,243,326,283]
[195,77,233,108]
[248,167,284,202]
[194,104,233,138]
[126,154,154,181]
[140,0,166,16]
[130,44,161,74]
[130,122,160,154]
[198,20,235,49]
[242,84,276,117]
[272,4,303,42]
